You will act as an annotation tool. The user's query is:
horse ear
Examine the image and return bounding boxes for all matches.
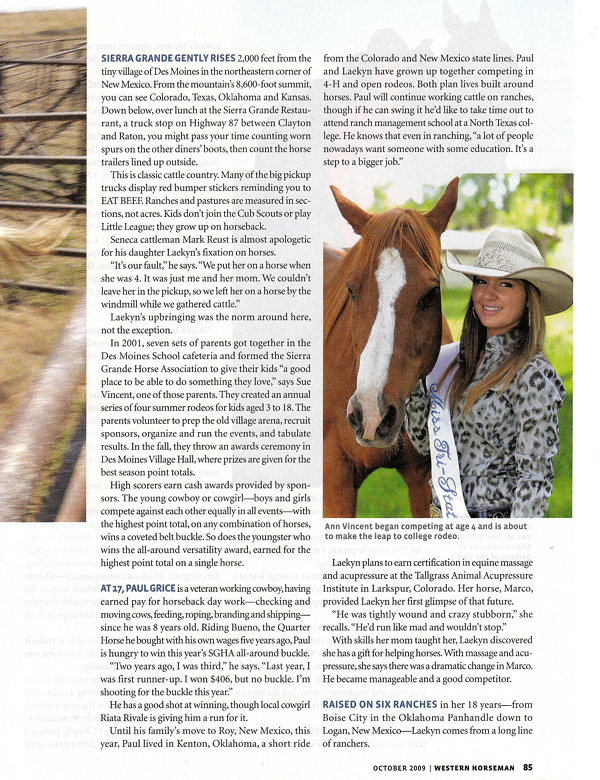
[330,185,373,235]
[425,177,459,235]
[442,1,463,36]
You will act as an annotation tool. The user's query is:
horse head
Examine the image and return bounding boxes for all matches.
[442,1,514,58]
[331,179,458,448]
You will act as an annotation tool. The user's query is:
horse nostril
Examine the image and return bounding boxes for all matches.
[348,409,362,432]
[377,404,397,438]
[347,397,363,433]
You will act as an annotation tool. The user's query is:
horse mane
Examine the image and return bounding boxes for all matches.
[324,207,443,342]
[0,213,73,272]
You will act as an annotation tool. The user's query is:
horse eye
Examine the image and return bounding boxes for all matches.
[418,287,439,310]
[346,282,357,302]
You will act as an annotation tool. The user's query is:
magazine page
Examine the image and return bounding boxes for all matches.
[0,0,590,778]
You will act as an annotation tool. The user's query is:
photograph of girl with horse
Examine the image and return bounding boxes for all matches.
[323,174,573,519]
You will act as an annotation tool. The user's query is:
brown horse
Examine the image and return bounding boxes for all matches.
[323,179,458,518]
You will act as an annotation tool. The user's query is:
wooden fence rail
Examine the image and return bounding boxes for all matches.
[0,294,86,522]
[0,39,87,520]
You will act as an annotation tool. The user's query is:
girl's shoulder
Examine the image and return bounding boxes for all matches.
[514,353,565,404]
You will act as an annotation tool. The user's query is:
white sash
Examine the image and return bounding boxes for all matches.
[426,342,470,520]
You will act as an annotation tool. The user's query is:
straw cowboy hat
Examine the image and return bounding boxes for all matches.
[446,228,573,316]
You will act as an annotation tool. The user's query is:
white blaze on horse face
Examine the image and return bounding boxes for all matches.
[353,247,406,440]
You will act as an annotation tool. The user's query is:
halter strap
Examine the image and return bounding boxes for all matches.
[426,343,470,520]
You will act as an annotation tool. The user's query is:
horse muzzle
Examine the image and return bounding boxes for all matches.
[346,393,403,448]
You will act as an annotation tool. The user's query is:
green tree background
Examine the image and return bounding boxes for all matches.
[372,173,573,232]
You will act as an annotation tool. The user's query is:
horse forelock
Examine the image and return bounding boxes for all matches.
[324,207,442,343]
[365,208,442,279]
[348,208,442,291]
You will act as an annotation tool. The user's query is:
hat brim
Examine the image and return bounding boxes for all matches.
[446,251,573,316]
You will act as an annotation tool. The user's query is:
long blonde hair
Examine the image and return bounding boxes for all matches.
[444,281,546,414]
[0,213,73,272]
